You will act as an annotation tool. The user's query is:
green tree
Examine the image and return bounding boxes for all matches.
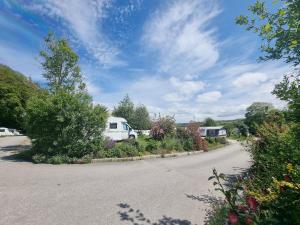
[40,33,85,92]
[245,102,274,134]
[0,64,40,130]
[236,0,300,124]
[132,105,151,130]
[203,117,217,127]
[112,94,135,126]
[25,33,108,162]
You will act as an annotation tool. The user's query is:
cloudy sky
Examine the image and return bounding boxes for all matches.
[0,0,290,122]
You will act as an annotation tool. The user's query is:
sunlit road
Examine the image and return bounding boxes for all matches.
[0,136,251,225]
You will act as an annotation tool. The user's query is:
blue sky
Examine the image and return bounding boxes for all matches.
[0,0,290,122]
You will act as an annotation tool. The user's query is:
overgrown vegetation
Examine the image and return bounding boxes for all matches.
[208,1,300,224]
[25,33,108,164]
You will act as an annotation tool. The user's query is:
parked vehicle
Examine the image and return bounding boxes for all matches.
[198,126,227,137]
[103,117,137,141]
[8,129,21,136]
[0,127,14,136]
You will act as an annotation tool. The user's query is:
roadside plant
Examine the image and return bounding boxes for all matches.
[186,122,208,151]
[150,116,176,140]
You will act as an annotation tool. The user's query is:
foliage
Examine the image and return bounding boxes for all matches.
[132,104,151,130]
[112,94,135,125]
[236,0,300,66]
[0,64,41,130]
[150,116,176,140]
[245,102,274,134]
[26,90,108,159]
[112,95,151,130]
[40,33,85,92]
[25,33,108,163]
[186,122,208,151]
[203,117,217,126]
[273,74,300,123]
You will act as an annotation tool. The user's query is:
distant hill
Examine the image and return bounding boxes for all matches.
[0,64,41,130]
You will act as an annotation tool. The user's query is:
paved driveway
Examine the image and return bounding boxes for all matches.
[0,136,251,225]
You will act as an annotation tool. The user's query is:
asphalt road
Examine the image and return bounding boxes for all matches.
[0,136,251,225]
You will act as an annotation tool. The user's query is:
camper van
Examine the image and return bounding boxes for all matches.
[0,127,14,136]
[103,117,138,141]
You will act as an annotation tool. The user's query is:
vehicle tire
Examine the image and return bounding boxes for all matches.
[129,135,135,139]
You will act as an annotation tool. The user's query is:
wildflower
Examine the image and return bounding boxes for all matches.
[228,211,238,224]
[246,196,258,211]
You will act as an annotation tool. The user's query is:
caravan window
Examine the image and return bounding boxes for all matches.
[109,123,117,129]
[0,129,5,132]
[122,122,128,131]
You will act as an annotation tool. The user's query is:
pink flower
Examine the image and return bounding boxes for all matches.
[246,196,258,211]
[228,212,238,224]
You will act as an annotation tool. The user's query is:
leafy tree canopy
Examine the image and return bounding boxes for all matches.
[236,0,300,124]
[245,102,274,134]
[203,117,217,127]
[112,95,151,130]
[0,64,41,130]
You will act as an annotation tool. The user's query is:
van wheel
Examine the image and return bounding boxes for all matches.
[129,135,135,139]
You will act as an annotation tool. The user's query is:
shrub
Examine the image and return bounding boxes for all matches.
[145,139,159,152]
[186,122,208,151]
[160,137,180,151]
[182,137,194,151]
[150,116,176,140]
[25,91,108,159]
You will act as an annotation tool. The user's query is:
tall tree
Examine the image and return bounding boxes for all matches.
[132,105,151,130]
[0,64,40,130]
[40,33,85,92]
[25,33,107,161]
[245,102,274,134]
[112,94,135,125]
[203,117,217,127]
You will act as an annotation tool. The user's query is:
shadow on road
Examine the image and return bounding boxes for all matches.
[0,145,31,162]
[185,194,221,204]
[117,203,194,225]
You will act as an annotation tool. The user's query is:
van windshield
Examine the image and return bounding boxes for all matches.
[122,122,129,131]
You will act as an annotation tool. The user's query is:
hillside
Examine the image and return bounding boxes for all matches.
[0,64,41,130]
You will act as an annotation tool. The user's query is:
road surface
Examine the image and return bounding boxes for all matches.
[0,136,251,225]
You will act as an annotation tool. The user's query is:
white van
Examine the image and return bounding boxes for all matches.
[0,127,14,136]
[103,117,138,141]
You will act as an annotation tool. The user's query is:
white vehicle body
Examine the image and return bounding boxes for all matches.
[198,126,227,137]
[0,127,14,136]
[103,117,137,141]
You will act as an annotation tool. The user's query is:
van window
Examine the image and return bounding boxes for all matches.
[122,122,128,131]
[0,129,5,132]
[109,123,117,129]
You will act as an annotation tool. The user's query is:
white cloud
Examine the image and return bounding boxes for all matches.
[197,91,221,103]
[27,0,125,67]
[233,72,268,88]
[142,0,220,77]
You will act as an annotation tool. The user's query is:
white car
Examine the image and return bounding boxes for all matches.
[103,117,138,141]
[0,127,14,136]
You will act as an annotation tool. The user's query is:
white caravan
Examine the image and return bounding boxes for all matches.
[0,127,14,136]
[198,126,227,137]
[103,117,138,141]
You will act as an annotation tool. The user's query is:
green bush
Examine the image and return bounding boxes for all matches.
[25,91,108,159]
[182,137,194,151]
[145,139,159,152]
